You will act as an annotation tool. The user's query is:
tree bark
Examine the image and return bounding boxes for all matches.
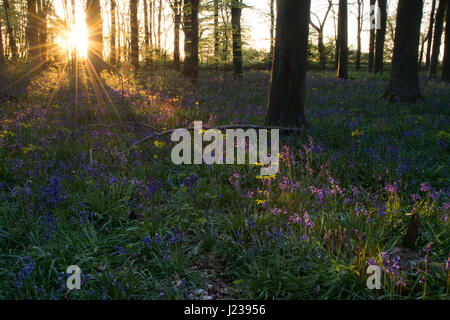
[374,0,387,74]
[269,0,275,70]
[130,0,139,70]
[266,0,310,127]
[337,0,348,79]
[27,0,39,65]
[0,18,9,98]
[383,0,423,102]
[183,0,200,80]
[214,0,220,74]
[110,0,117,66]
[368,0,376,72]
[442,0,450,81]
[428,0,446,78]
[3,0,18,61]
[37,0,48,67]
[425,0,437,70]
[86,0,105,73]
[173,0,181,70]
[356,0,362,71]
[231,0,243,78]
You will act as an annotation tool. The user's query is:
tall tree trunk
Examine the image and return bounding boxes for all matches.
[144,0,150,66]
[425,0,437,70]
[368,0,376,72]
[110,0,117,66]
[173,0,181,70]
[269,0,275,70]
[183,0,199,80]
[3,0,18,61]
[157,0,162,50]
[356,0,362,71]
[0,18,8,98]
[149,0,153,67]
[231,0,243,78]
[214,0,220,74]
[442,0,450,81]
[374,0,387,74]
[428,0,446,78]
[86,0,105,73]
[383,0,423,102]
[337,0,348,79]
[266,0,310,127]
[130,0,139,70]
[37,0,48,67]
[27,0,39,65]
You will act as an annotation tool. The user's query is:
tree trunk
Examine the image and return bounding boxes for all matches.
[318,32,326,71]
[425,0,437,70]
[158,0,162,50]
[86,0,105,73]
[428,0,446,78]
[374,0,387,74]
[214,0,220,74]
[383,0,423,102]
[130,0,139,70]
[27,0,39,65]
[356,0,362,71]
[148,0,153,67]
[3,0,18,61]
[231,0,243,78]
[37,0,48,67]
[0,18,9,98]
[269,0,275,70]
[368,0,376,72]
[337,0,348,79]
[183,0,199,80]
[442,0,450,81]
[110,0,117,66]
[173,0,181,70]
[266,0,310,127]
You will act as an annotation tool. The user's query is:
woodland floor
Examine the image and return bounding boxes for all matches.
[0,65,448,299]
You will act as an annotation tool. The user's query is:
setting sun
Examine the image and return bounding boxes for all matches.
[67,24,88,58]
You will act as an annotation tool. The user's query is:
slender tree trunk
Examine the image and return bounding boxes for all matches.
[337,0,348,79]
[86,0,105,73]
[231,0,243,78]
[0,18,8,97]
[368,0,376,72]
[214,0,220,74]
[27,0,39,65]
[111,0,117,66]
[356,0,362,71]
[374,0,387,74]
[157,0,162,50]
[425,0,437,70]
[442,0,450,81]
[419,36,427,69]
[266,0,311,127]
[130,0,139,70]
[269,0,275,70]
[183,0,199,80]
[149,0,153,67]
[3,0,18,61]
[37,0,48,67]
[428,0,446,78]
[173,0,181,70]
[383,0,423,102]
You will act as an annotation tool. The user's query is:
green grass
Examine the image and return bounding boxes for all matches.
[0,67,448,300]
